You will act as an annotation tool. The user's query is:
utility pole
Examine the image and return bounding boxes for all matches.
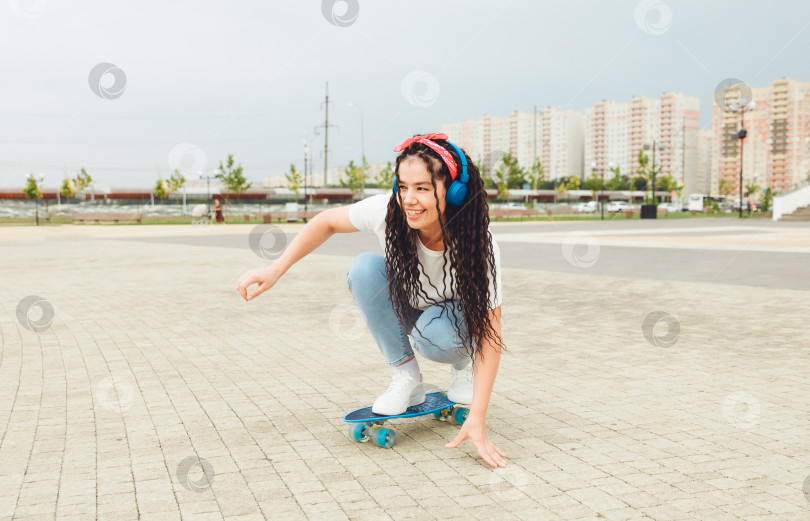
[315,83,338,187]
[739,110,746,218]
[323,83,329,187]
[652,139,658,203]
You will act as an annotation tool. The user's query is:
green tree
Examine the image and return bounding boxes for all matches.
[216,154,252,215]
[631,176,647,191]
[23,173,42,201]
[656,174,677,193]
[73,168,92,192]
[475,155,488,178]
[525,158,544,190]
[565,176,581,191]
[285,163,303,201]
[361,155,369,187]
[154,176,168,201]
[635,149,662,203]
[23,174,45,225]
[674,181,684,202]
[555,180,567,202]
[166,169,186,193]
[338,160,367,196]
[60,176,75,199]
[745,181,760,201]
[584,173,603,202]
[376,161,394,188]
[760,187,774,212]
[718,178,734,198]
[477,154,499,189]
[604,165,621,190]
[493,151,526,199]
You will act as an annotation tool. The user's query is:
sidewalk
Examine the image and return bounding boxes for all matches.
[1,225,808,520]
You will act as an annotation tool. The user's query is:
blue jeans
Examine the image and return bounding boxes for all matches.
[347,252,469,367]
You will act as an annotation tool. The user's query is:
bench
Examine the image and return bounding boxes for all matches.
[72,212,143,224]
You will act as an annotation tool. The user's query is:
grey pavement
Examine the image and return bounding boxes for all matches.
[124,218,810,290]
[1,220,809,521]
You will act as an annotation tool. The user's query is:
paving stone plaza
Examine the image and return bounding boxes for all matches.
[1,219,809,520]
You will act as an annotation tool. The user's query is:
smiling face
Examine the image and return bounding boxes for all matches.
[396,157,446,248]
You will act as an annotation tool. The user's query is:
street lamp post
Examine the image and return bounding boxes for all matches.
[750,173,758,213]
[644,141,666,205]
[641,141,665,219]
[737,102,755,218]
[590,162,602,220]
[605,162,615,220]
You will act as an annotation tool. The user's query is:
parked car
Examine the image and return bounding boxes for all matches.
[575,201,597,213]
[606,201,632,212]
[501,202,527,210]
[657,202,680,213]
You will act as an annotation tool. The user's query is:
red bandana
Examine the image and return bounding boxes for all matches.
[393,133,458,180]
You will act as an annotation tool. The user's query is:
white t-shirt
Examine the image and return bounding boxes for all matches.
[348,194,503,311]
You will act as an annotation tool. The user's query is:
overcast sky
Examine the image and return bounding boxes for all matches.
[1,0,808,189]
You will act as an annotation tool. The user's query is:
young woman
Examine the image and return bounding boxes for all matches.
[237,133,506,468]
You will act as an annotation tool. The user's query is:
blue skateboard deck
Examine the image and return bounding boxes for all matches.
[343,391,469,448]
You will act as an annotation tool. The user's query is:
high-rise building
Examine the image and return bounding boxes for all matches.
[712,77,810,196]
[540,107,584,180]
[627,96,659,172]
[584,100,630,178]
[481,114,511,171]
[442,109,581,181]
[440,119,484,165]
[585,93,699,189]
[694,129,713,195]
[660,93,700,195]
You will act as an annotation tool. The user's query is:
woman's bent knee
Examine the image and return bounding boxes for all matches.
[411,327,465,364]
[347,252,386,297]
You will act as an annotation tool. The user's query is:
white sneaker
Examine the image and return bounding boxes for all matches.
[448,361,474,404]
[372,372,425,416]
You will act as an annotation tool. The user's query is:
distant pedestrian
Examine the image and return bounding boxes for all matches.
[214,198,224,223]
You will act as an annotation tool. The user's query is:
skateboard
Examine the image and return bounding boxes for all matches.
[343,391,469,448]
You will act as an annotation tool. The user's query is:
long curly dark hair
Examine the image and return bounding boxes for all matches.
[384,136,504,363]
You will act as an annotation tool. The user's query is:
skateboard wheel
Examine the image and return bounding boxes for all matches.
[349,423,369,443]
[374,428,396,448]
[453,407,469,425]
[433,408,451,421]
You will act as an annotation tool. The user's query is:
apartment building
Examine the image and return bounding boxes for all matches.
[694,129,713,195]
[540,107,584,180]
[712,77,810,196]
[440,119,484,165]
[442,108,583,180]
[584,93,699,190]
[660,93,700,195]
[584,100,631,178]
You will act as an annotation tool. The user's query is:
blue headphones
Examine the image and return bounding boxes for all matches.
[392,140,469,206]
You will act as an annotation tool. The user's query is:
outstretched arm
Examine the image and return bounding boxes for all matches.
[236,205,359,301]
[445,306,507,468]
